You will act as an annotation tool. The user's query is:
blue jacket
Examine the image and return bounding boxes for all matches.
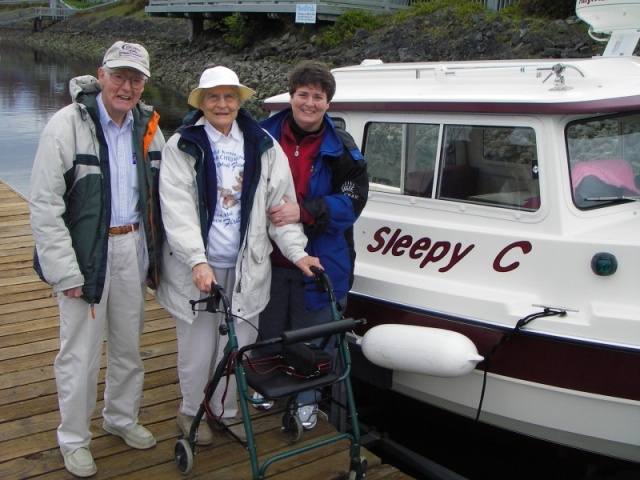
[261,108,369,310]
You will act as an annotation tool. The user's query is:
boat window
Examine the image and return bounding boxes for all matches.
[363,122,439,194]
[402,124,440,197]
[567,113,640,209]
[362,122,404,190]
[444,125,540,211]
[363,120,540,211]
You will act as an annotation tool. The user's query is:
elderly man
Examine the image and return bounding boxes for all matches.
[30,41,164,477]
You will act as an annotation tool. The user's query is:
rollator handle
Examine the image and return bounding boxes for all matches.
[189,283,226,313]
[281,318,366,345]
[310,265,333,293]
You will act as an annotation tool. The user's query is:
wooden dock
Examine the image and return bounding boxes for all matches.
[0,180,412,479]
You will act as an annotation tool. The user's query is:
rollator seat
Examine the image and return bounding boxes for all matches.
[242,317,358,400]
[244,366,340,400]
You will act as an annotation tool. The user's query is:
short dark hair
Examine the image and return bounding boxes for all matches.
[288,61,336,102]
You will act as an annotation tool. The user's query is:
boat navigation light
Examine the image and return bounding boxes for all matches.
[591,252,618,276]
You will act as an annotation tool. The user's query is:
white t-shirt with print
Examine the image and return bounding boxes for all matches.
[205,120,245,268]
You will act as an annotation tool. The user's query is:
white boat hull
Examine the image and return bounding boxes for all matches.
[393,369,640,462]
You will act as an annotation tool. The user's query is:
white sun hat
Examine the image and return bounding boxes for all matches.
[188,66,255,108]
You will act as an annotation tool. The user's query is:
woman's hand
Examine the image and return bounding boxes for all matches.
[295,256,323,277]
[269,195,300,227]
[192,263,216,293]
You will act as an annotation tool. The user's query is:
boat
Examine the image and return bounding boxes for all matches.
[263,0,640,464]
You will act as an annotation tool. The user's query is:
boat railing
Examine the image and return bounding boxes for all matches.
[333,61,588,82]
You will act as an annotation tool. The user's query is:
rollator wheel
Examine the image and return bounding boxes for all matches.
[174,438,194,475]
[281,411,303,442]
[348,455,368,480]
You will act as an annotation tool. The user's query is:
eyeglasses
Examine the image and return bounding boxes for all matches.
[202,92,239,104]
[107,70,147,90]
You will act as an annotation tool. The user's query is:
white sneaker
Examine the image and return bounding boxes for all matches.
[251,390,274,411]
[62,447,97,477]
[297,404,318,430]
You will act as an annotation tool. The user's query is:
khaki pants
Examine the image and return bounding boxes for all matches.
[55,231,146,452]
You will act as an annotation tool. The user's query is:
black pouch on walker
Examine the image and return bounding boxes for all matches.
[282,343,331,378]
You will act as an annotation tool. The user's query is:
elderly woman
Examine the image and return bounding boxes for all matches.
[156,66,321,445]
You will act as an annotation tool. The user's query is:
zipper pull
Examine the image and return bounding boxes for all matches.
[90,304,96,319]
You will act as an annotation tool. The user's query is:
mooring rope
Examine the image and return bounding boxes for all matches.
[475,307,567,421]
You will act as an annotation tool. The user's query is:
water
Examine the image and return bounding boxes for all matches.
[0,43,187,199]
[353,379,640,480]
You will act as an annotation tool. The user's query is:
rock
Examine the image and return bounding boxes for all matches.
[0,5,621,120]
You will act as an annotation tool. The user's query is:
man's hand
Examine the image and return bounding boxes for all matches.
[192,263,216,293]
[269,195,300,227]
[63,286,83,298]
[295,255,323,277]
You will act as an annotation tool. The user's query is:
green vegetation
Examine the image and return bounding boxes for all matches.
[317,9,384,48]
[218,12,248,49]
[393,0,486,24]
[518,0,575,19]
[120,0,147,16]
[90,0,148,17]
[65,1,96,9]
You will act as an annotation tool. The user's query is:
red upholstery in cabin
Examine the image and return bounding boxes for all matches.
[571,159,640,195]
[521,196,540,209]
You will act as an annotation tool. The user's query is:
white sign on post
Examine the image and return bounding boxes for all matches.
[296,4,317,24]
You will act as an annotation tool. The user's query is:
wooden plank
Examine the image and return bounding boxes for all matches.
[0,273,48,287]
[0,282,49,301]
[0,235,33,246]
[0,355,179,411]
[0,180,413,480]
[0,297,57,316]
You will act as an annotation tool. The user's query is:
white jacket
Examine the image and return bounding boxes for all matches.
[155,113,309,324]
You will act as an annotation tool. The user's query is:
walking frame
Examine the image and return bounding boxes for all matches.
[174,266,368,479]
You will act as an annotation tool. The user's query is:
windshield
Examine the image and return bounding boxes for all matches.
[567,113,640,208]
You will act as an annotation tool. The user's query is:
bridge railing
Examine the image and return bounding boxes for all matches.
[0,6,74,25]
[34,6,75,17]
[145,0,517,13]
[146,0,410,10]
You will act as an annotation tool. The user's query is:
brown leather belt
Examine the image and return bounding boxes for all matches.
[108,223,139,236]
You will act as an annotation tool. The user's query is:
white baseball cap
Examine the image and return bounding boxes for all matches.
[103,41,151,78]
[188,66,255,108]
